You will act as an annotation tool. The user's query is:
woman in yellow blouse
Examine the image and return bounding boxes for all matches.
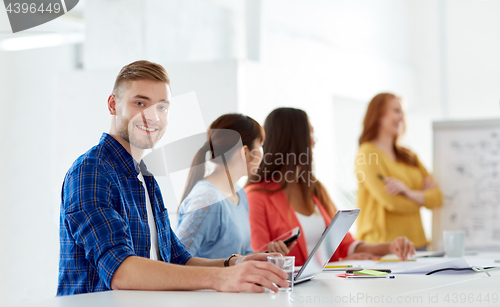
[356,93,443,250]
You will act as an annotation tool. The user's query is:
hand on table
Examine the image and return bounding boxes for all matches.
[389,236,416,261]
[217,253,288,293]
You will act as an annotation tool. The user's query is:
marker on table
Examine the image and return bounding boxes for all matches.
[346,275,395,279]
[373,259,416,262]
[325,265,353,269]
[347,269,392,273]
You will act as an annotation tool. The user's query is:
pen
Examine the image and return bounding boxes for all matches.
[325,265,353,268]
[346,275,395,279]
[373,259,416,262]
[346,269,392,273]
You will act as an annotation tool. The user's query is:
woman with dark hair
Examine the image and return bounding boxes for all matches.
[246,108,415,266]
[356,93,443,250]
[177,113,294,258]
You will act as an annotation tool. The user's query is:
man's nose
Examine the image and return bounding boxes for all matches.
[141,106,160,123]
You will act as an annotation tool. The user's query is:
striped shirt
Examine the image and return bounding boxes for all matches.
[57,133,191,296]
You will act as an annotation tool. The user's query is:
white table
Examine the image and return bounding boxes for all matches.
[11,254,500,307]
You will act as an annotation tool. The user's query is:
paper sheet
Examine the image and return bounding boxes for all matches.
[329,257,472,274]
[464,257,500,268]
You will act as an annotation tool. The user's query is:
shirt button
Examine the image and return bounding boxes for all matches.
[143,214,147,219]
[138,181,143,185]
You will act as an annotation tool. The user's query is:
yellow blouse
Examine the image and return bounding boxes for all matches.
[355,142,443,248]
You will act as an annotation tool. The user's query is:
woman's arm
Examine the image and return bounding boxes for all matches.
[353,236,415,260]
[176,206,212,256]
[356,157,421,214]
[111,254,289,292]
[176,190,222,256]
[383,158,444,208]
[416,158,444,209]
[384,177,425,204]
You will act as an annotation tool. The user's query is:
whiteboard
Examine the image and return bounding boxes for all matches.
[432,119,500,251]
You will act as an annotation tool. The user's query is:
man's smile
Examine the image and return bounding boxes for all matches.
[136,124,159,133]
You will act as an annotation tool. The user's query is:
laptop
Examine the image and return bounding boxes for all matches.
[293,208,360,284]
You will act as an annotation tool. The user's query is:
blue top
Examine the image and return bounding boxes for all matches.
[177,180,254,258]
[57,133,192,296]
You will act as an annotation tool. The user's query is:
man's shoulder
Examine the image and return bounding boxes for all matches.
[66,142,116,179]
[61,142,122,211]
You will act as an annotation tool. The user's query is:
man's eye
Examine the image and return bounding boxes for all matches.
[158,105,168,112]
[136,101,144,107]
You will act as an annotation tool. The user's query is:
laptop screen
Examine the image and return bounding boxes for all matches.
[295,209,360,281]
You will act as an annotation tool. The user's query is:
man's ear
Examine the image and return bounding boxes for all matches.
[108,94,117,115]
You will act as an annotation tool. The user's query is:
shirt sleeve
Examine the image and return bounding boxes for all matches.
[331,231,356,261]
[176,193,221,257]
[246,190,272,252]
[239,191,254,255]
[167,225,193,265]
[356,147,421,214]
[62,164,136,289]
[416,157,444,209]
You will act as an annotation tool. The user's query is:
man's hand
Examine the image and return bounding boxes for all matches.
[232,252,282,266]
[215,259,289,293]
[389,236,415,260]
[267,240,297,256]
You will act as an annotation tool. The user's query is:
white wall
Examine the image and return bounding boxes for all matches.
[84,0,245,69]
[443,0,500,119]
[0,46,75,305]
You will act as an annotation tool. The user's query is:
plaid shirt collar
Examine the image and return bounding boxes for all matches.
[100,133,153,177]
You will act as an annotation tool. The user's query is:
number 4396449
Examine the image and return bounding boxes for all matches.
[444,293,498,304]
[5,2,62,14]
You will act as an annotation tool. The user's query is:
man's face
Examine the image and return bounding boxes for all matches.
[113,79,171,150]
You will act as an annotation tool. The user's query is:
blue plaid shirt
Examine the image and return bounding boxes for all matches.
[57,133,192,296]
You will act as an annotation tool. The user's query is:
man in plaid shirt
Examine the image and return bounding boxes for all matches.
[57,60,287,295]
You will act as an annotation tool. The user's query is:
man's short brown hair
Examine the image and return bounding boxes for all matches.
[112,60,170,98]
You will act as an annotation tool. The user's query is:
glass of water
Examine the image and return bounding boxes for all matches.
[443,230,466,257]
[267,256,295,292]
